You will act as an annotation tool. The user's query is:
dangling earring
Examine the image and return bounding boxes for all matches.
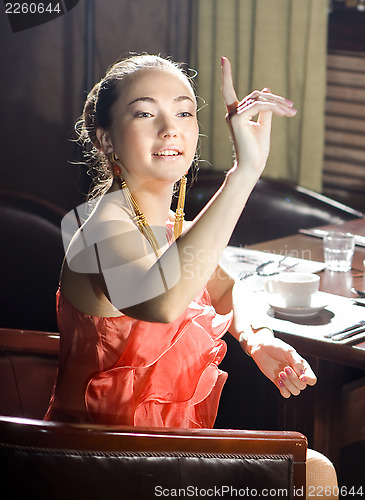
[107,152,122,176]
[109,152,118,164]
[173,174,187,240]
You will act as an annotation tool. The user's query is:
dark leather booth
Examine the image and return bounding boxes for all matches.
[183,173,364,246]
[0,191,65,333]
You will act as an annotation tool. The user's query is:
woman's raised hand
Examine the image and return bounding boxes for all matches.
[221,56,297,177]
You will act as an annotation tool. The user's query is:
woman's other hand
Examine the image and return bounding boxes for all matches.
[242,328,317,398]
[221,56,297,178]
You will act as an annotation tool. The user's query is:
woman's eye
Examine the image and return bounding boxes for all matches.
[177,111,194,118]
[136,111,153,118]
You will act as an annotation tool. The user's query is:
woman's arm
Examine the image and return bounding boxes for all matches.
[207,266,317,398]
[83,57,297,323]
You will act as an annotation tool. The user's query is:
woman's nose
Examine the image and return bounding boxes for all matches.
[158,116,178,138]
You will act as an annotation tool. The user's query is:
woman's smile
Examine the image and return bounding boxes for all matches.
[152,146,183,159]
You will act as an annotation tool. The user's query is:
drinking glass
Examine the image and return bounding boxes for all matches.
[323,232,355,272]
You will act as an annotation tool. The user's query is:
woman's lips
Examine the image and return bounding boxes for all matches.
[153,149,182,157]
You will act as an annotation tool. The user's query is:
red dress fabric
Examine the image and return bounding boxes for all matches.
[45,220,233,428]
[44,287,232,428]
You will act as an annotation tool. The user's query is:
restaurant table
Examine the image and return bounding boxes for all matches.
[248,218,365,473]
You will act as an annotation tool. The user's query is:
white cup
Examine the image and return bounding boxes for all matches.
[264,272,320,308]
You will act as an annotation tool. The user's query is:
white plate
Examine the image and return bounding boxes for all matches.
[267,292,328,319]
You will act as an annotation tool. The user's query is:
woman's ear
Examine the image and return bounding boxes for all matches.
[96,128,113,154]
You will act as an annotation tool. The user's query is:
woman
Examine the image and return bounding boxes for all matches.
[45,54,337,496]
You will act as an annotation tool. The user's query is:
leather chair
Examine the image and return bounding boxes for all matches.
[0,328,307,499]
[183,174,364,246]
[0,191,65,333]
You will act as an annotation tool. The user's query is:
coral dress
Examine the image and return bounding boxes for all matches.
[45,288,232,428]
[45,220,232,428]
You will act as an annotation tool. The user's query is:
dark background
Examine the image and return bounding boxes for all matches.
[0,0,193,212]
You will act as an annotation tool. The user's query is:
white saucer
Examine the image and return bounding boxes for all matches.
[267,292,328,319]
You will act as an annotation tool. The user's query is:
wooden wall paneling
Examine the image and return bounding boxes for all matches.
[323,51,365,211]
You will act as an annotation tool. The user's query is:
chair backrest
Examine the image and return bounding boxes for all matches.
[184,174,364,246]
[0,416,307,499]
[0,328,59,419]
[0,191,65,332]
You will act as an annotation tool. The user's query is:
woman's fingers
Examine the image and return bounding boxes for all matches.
[235,91,297,121]
[299,365,317,386]
[239,89,295,110]
[277,351,317,398]
[221,57,238,111]
[279,367,306,396]
[220,55,297,176]
[221,56,298,121]
[278,379,292,399]
[289,351,318,386]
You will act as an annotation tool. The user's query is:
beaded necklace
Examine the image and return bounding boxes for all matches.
[111,157,187,259]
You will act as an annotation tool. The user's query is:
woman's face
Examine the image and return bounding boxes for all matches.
[106,69,199,187]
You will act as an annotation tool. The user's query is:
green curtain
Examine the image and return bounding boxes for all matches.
[190,0,328,191]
